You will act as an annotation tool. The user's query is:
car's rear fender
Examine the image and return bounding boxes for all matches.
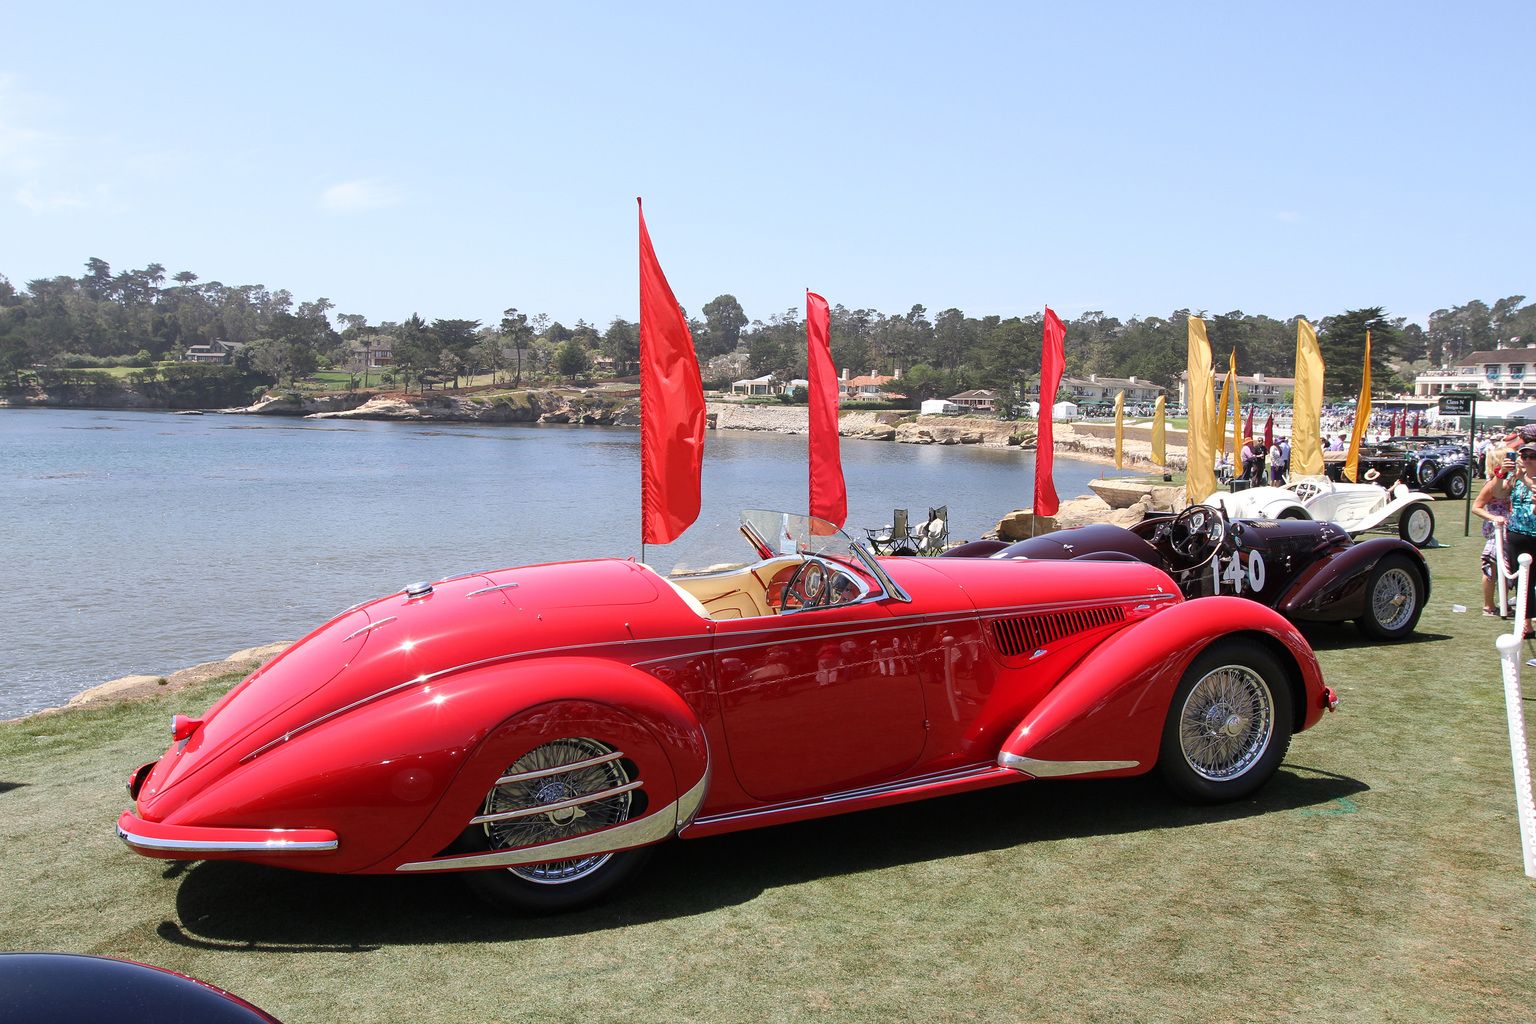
[997,598,1326,778]
[1278,538,1428,622]
[374,658,709,874]
[1257,498,1310,520]
[141,657,709,874]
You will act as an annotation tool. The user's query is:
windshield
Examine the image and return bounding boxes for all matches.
[664,510,911,603]
[739,510,863,561]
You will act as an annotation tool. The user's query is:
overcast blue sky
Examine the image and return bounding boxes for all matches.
[2,2,1529,331]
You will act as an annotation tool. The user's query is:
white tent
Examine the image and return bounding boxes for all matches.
[1052,400,1080,420]
[920,399,959,415]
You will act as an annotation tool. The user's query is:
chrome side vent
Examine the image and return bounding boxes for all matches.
[989,605,1126,657]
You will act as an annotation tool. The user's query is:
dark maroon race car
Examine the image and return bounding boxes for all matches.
[945,503,1429,641]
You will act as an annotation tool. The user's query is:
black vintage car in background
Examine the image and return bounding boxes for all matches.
[1401,440,1473,498]
[1322,437,1472,499]
[945,503,1429,640]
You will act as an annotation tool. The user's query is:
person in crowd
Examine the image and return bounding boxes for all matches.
[1239,437,1256,482]
[1481,443,1536,636]
[1486,425,1536,478]
[1474,452,1517,616]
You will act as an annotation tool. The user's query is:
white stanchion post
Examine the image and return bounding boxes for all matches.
[1495,523,1511,619]
[1494,634,1536,878]
[1514,553,1531,640]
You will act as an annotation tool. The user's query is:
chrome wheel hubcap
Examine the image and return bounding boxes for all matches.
[1372,568,1417,630]
[481,738,634,885]
[1407,511,1431,544]
[1179,665,1275,781]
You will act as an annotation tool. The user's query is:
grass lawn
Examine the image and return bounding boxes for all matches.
[2,506,1532,1023]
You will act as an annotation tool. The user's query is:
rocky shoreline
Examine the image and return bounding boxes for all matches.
[234,391,1189,468]
[8,642,291,723]
[7,384,1191,468]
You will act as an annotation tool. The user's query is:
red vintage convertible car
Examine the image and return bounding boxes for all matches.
[119,510,1337,913]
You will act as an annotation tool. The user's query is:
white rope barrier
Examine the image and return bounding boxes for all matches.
[1494,632,1536,878]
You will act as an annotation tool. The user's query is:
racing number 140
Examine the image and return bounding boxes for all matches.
[1218,550,1266,593]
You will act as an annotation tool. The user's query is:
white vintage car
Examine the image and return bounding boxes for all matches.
[1205,477,1436,548]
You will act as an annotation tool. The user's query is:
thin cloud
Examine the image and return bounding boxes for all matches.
[1274,211,1300,223]
[0,75,60,178]
[319,179,403,212]
[14,184,86,214]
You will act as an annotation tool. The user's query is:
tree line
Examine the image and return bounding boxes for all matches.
[2,258,1531,406]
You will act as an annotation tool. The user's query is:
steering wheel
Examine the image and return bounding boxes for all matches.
[1165,504,1227,570]
[780,557,832,611]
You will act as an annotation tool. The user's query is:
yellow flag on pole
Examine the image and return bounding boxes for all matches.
[1229,349,1242,466]
[1343,330,1373,483]
[1114,390,1125,469]
[1186,317,1217,503]
[1292,318,1325,477]
[1216,366,1232,461]
[1152,394,1166,470]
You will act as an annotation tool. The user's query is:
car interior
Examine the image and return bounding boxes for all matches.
[647,557,868,620]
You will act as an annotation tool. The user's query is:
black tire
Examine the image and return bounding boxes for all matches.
[1398,504,1435,548]
[1157,642,1293,803]
[1356,554,1425,641]
[462,844,652,915]
[457,737,655,914]
[1443,472,1468,500]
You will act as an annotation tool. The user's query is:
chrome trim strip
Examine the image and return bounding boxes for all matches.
[639,593,1174,662]
[469,780,643,825]
[674,771,710,828]
[467,582,520,598]
[494,750,625,787]
[997,753,1140,778]
[396,798,680,872]
[341,616,396,644]
[691,763,1001,827]
[116,824,338,853]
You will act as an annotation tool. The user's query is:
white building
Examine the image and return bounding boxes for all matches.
[1414,346,1536,400]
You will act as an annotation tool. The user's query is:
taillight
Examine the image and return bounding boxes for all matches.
[126,761,157,799]
[170,715,202,742]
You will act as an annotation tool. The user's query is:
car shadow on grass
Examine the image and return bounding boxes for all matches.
[157,765,1367,951]
[1298,622,1455,650]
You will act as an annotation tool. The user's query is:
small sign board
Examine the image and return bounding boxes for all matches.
[1439,392,1477,416]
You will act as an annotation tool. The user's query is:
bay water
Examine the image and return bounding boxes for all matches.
[0,407,1122,718]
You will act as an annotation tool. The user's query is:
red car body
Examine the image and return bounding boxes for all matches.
[119,511,1335,911]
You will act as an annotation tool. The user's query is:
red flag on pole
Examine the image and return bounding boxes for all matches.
[1244,407,1254,443]
[1413,412,1421,437]
[637,198,706,545]
[806,290,846,528]
[1263,414,1273,449]
[1034,308,1066,517]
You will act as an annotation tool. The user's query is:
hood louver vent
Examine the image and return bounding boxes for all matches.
[989,605,1126,657]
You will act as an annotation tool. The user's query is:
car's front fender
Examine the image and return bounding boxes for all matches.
[996,598,1327,778]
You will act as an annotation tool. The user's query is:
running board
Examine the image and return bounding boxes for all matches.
[682,763,1021,839]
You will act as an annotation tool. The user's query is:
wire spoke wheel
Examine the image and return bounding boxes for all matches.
[1357,553,1425,641]
[1176,664,1276,782]
[1370,567,1418,633]
[482,738,634,885]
